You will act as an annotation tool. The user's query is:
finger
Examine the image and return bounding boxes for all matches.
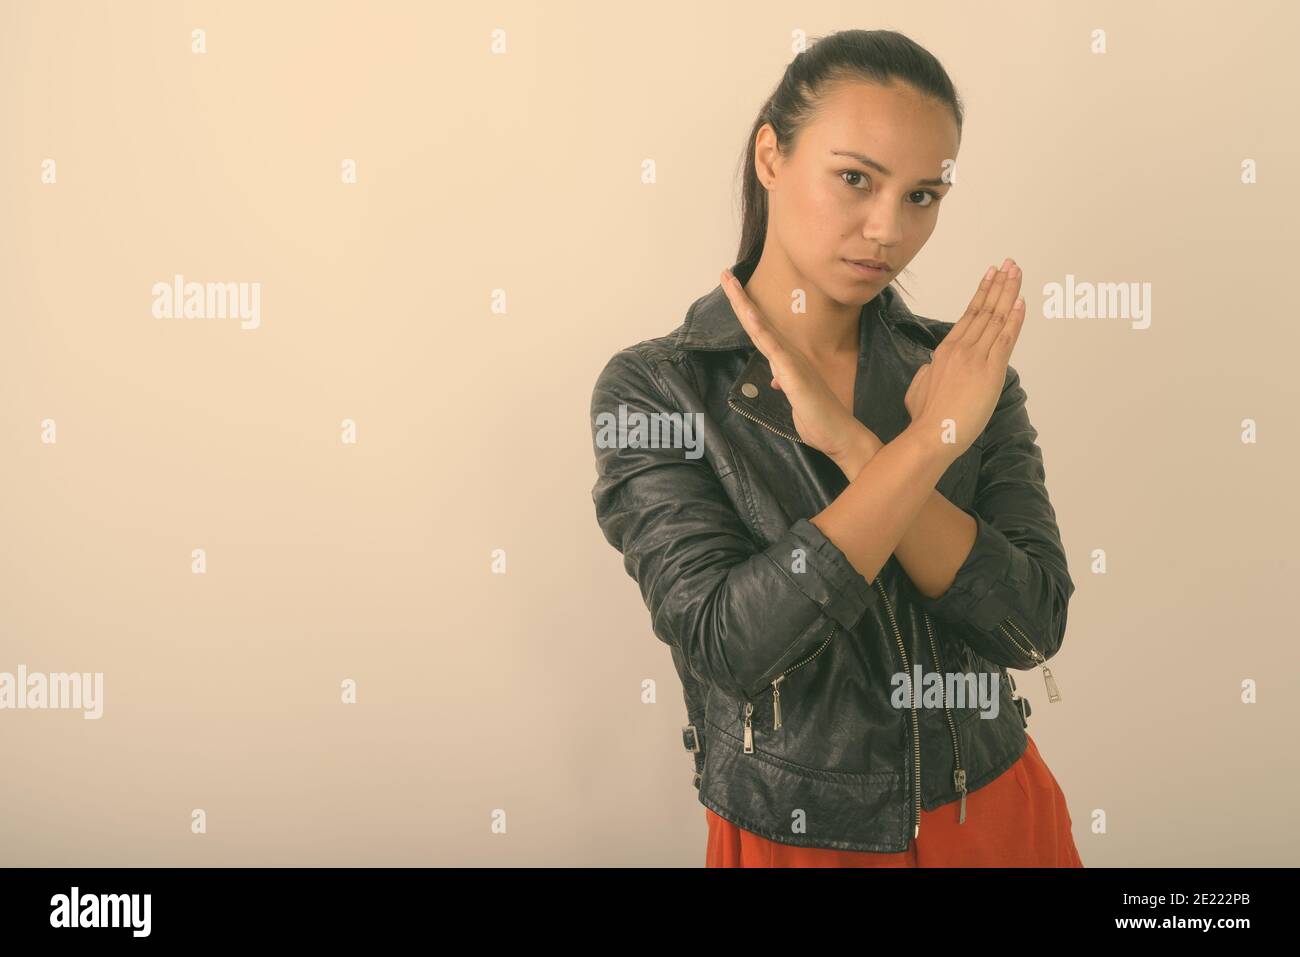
[985,295,1026,367]
[964,260,1018,347]
[951,260,1013,347]
[946,263,1001,347]
[974,264,1023,359]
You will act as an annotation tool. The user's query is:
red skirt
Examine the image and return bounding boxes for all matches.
[705,733,1082,867]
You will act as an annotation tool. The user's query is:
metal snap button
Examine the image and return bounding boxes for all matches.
[740,382,759,398]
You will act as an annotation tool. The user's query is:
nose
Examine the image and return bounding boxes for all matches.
[860,196,905,250]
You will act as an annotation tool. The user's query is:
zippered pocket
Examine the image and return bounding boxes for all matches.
[767,622,838,732]
[996,615,1061,702]
[737,619,842,750]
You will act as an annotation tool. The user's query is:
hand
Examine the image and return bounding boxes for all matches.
[720,269,873,476]
[903,361,932,424]
[904,258,1026,462]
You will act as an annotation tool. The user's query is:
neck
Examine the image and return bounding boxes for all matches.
[743,247,863,363]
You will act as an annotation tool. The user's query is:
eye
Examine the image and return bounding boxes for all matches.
[839,170,941,208]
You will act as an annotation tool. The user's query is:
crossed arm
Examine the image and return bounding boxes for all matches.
[810,363,1075,672]
[822,426,979,602]
[591,348,1073,702]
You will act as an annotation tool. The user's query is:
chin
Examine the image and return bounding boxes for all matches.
[830,264,883,289]
[825,279,872,309]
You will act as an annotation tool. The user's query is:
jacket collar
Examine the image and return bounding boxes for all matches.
[673,256,937,448]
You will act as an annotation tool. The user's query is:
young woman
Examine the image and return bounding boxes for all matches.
[590,29,1081,867]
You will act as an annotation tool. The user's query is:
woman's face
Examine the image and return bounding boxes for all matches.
[759,79,960,303]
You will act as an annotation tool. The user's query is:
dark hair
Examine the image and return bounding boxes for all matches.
[736,29,964,298]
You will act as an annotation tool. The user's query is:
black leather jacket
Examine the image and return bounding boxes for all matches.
[589,256,1074,852]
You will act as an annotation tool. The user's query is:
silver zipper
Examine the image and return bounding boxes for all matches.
[922,610,968,825]
[727,393,924,841]
[875,577,922,841]
[725,390,815,742]
[769,624,837,731]
[997,617,1061,702]
[726,395,806,444]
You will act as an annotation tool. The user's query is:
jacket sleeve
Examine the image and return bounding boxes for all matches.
[590,347,879,701]
[911,363,1075,671]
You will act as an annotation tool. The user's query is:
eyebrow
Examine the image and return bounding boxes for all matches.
[829,150,951,187]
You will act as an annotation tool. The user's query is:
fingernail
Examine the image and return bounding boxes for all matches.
[1000,257,1012,271]
[984,265,996,280]
[1009,264,1020,278]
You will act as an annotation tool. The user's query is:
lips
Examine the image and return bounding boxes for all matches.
[846,258,891,270]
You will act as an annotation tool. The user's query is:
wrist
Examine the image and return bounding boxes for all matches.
[834,424,883,482]
[899,419,965,471]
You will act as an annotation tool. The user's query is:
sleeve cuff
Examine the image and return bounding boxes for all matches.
[916,505,1031,631]
[759,517,878,631]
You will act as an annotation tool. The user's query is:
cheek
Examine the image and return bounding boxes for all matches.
[793,184,855,256]
[903,213,939,253]
[773,180,842,246]
[774,178,837,224]
[806,181,849,225]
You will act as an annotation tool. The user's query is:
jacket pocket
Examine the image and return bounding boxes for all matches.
[766,621,838,734]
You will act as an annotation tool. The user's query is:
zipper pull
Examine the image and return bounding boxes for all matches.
[771,675,784,730]
[954,769,967,824]
[743,701,754,754]
[1034,654,1061,702]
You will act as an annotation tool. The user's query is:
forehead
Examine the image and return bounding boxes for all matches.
[798,79,959,170]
